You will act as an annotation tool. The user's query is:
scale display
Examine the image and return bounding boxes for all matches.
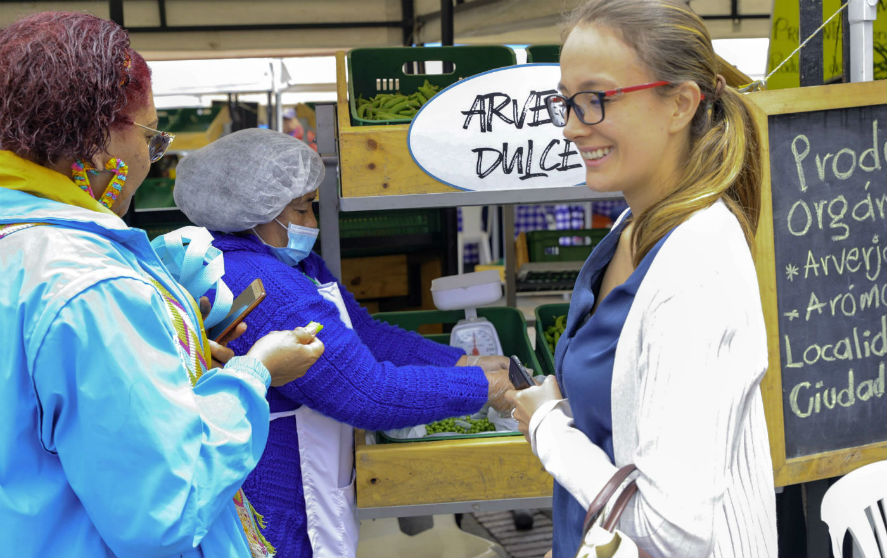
[450,318,503,356]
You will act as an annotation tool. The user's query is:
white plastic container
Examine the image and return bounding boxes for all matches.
[430,270,502,311]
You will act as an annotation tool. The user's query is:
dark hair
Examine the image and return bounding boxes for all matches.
[0,11,152,165]
[565,0,762,263]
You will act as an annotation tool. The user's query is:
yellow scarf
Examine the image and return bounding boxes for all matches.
[0,150,116,216]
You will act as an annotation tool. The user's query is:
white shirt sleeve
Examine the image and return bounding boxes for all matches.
[528,399,617,510]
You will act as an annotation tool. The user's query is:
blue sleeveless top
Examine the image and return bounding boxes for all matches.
[550,215,673,557]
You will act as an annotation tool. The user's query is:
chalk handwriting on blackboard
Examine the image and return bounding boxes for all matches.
[460,89,582,181]
[769,108,887,458]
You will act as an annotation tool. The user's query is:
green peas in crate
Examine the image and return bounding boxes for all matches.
[544,314,567,354]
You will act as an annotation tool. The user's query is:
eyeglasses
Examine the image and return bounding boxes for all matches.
[133,122,175,163]
[545,81,671,127]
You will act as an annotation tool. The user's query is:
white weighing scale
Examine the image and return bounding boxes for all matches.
[429,269,504,356]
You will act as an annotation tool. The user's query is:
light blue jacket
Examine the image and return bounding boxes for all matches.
[0,175,271,557]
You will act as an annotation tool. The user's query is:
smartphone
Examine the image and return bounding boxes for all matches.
[508,355,535,390]
[207,278,266,342]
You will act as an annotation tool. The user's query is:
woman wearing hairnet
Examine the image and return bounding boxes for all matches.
[174,128,515,558]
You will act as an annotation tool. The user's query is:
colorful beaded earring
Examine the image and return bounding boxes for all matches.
[71,160,95,199]
[71,158,129,210]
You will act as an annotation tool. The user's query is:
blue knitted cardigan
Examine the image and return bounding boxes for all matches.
[212,233,489,558]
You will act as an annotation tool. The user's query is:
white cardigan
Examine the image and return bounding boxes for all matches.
[529,200,778,558]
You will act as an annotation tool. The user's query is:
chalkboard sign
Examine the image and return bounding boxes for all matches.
[748,80,887,486]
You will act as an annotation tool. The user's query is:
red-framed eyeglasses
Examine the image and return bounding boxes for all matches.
[545,81,672,127]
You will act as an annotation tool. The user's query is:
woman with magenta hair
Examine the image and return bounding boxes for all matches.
[0,12,324,558]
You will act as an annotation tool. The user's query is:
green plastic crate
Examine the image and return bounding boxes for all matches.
[133,178,176,211]
[372,306,541,442]
[534,303,570,376]
[527,228,608,263]
[373,306,541,372]
[339,209,441,238]
[347,45,516,126]
[526,44,560,63]
[156,106,221,133]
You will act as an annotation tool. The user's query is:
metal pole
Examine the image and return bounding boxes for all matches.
[109,0,124,26]
[315,103,343,281]
[440,0,456,274]
[158,0,167,27]
[842,7,852,83]
[848,0,878,81]
[269,60,280,132]
[402,0,415,46]
[440,0,453,45]
[504,205,516,308]
[799,0,824,86]
[441,0,454,72]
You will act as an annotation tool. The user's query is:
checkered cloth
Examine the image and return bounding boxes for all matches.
[590,199,630,222]
[458,207,484,266]
[459,203,625,265]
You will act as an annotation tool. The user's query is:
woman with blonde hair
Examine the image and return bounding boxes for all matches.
[507,1,777,556]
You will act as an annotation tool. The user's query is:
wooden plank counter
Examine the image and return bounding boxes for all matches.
[355,430,553,510]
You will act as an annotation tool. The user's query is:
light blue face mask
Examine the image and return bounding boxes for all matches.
[263,219,319,266]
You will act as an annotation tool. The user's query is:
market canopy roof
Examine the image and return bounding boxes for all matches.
[0,0,773,60]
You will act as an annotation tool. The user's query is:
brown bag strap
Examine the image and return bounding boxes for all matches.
[603,482,652,558]
[581,464,637,534]
[601,480,638,531]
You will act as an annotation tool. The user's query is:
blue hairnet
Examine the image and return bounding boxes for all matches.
[173,128,324,232]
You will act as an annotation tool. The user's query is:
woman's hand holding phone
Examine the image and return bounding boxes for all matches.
[200,296,249,368]
[506,375,563,440]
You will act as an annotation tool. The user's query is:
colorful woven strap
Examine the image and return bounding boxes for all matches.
[149,278,274,558]
[149,278,210,383]
[151,226,232,329]
[233,490,277,558]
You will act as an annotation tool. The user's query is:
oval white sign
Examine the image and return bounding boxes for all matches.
[408,63,586,192]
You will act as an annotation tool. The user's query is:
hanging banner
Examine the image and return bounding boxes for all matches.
[767,0,887,89]
[408,63,587,192]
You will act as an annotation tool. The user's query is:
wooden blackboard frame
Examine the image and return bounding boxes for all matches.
[747,80,887,487]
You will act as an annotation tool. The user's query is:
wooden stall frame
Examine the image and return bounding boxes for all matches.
[746,80,887,487]
[354,430,553,510]
[335,51,461,197]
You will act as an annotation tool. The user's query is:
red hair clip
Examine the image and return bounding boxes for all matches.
[120,51,132,87]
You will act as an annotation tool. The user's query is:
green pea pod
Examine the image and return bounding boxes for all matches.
[373,110,404,120]
[388,100,410,113]
[382,95,404,109]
